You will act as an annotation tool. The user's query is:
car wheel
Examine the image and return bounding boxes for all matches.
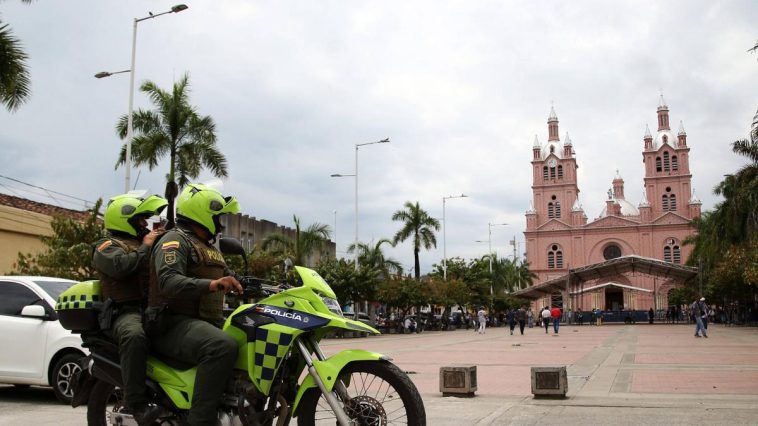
[51,353,83,404]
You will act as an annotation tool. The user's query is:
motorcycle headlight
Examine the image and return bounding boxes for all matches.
[322,297,343,317]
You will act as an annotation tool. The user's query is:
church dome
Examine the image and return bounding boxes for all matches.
[599,198,640,218]
[653,129,677,150]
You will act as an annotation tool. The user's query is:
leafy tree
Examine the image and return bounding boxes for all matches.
[391,201,440,280]
[316,258,380,307]
[12,199,104,280]
[0,1,32,112]
[347,238,403,279]
[377,277,428,318]
[115,73,227,228]
[426,277,469,326]
[261,215,331,267]
[686,108,758,302]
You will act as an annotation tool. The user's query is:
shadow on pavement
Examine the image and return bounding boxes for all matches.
[0,385,60,405]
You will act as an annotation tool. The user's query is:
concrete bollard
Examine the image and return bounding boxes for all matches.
[531,366,567,398]
[440,365,477,397]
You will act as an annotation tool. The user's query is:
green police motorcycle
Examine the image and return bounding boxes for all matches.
[56,238,425,426]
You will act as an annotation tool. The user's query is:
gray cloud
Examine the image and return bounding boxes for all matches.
[1,0,756,274]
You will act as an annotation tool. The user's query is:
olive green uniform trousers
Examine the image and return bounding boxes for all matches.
[151,313,237,426]
[110,307,148,408]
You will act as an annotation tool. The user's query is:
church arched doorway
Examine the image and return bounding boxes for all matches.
[605,287,624,311]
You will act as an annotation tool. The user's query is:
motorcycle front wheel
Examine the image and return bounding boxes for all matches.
[297,361,426,426]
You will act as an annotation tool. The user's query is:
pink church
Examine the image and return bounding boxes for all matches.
[523,97,701,313]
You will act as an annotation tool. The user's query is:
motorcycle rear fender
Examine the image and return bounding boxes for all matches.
[292,349,390,415]
[146,356,196,410]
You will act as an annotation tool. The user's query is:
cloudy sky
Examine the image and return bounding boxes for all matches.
[2,1,756,275]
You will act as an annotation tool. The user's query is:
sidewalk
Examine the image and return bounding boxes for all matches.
[320,323,758,424]
[2,324,757,425]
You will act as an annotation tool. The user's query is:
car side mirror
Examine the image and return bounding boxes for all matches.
[20,304,47,319]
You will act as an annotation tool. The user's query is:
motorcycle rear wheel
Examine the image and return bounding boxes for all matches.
[297,360,425,426]
[86,380,125,426]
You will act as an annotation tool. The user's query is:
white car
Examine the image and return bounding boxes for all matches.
[0,276,87,403]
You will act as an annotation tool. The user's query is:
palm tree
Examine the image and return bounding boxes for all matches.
[347,238,403,279]
[262,215,331,266]
[115,73,227,227]
[391,201,440,280]
[0,11,32,112]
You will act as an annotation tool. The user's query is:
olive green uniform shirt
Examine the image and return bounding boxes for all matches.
[152,225,232,299]
[93,235,150,280]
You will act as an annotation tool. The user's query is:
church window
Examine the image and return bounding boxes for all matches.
[672,155,678,171]
[670,194,677,210]
[550,167,556,179]
[662,195,669,211]
[555,202,561,218]
[558,165,563,179]
[543,166,548,180]
[548,244,563,269]
[550,146,555,154]
[663,152,670,171]
[664,238,681,264]
[547,202,555,218]
[663,135,668,144]
[656,157,662,172]
[603,244,621,260]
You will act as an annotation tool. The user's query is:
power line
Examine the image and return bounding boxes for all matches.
[0,175,95,207]
[0,175,95,208]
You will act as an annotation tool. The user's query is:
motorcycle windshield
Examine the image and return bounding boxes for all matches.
[294,266,337,299]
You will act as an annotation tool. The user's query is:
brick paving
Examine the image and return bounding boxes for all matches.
[319,323,758,397]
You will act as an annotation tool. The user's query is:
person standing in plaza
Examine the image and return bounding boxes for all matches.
[517,306,527,335]
[648,307,655,324]
[477,306,487,334]
[506,309,516,335]
[541,306,551,334]
[527,308,534,328]
[691,297,708,338]
[551,305,561,334]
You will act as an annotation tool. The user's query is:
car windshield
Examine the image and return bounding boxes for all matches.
[33,280,76,300]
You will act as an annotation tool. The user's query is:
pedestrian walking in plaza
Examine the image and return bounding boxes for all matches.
[517,306,527,335]
[541,307,551,334]
[691,297,708,338]
[506,309,516,335]
[648,307,655,324]
[527,308,534,328]
[477,307,487,334]
[551,306,561,334]
[577,310,584,326]
[596,308,603,326]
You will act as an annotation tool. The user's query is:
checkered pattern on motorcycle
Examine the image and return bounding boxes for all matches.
[252,327,293,394]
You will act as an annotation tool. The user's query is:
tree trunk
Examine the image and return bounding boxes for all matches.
[414,248,420,281]
[164,180,179,229]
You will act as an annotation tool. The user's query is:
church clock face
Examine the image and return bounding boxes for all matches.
[548,158,557,168]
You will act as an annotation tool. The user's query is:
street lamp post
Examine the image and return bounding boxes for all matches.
[475,222,507,309]
[442,194,468,280]
[331,138,390,270]
[96,4,188,193]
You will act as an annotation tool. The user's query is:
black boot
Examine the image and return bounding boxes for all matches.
[132,403,162,426]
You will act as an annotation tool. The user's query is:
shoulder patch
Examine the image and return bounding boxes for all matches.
[161,241,180,250]
[164,251,177,265]
[97,240,113,252]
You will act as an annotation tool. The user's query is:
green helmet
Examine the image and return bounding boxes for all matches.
[104,192,168,237]
[176,183,240,235]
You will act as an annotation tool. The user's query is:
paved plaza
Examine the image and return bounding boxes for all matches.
[2,323,758,425]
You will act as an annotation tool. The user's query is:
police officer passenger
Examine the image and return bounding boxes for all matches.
[93,192,167,425]
[149,184,242,426]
